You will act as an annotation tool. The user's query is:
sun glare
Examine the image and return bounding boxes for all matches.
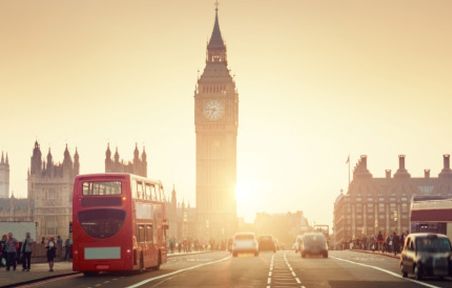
[236,179,265,222]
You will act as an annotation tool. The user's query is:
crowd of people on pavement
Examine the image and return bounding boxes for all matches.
[0,232,73,272]
[167,237,231,254]
[346,230,409,255]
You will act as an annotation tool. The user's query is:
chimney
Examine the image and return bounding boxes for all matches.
[424,169,430,178]
[399,155,405,170]
[443,154,450,170]
[385,169,391,179]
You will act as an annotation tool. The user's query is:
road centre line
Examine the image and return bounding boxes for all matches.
[267,254,275,287]
[125,255,231,288]
[331,256,442,288]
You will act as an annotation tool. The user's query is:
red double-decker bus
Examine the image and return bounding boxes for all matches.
[72,173,168,275]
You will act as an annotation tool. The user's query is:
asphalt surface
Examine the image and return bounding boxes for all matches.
[18,250,452,288]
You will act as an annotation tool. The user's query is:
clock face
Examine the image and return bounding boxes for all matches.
[203,99,225,121]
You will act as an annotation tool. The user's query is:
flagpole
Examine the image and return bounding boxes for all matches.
[348,157,351,188]
[347,154,351,190]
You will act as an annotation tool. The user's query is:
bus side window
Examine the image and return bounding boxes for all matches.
[156,185,161,201]
[137,225,145,243]
[152,185,157,201]
[145,184,151,200]
[136,182,144,199]
[146,225,153,243]
[160,185,164,201]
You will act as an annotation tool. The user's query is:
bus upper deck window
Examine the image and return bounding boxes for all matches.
[82,181,122,196]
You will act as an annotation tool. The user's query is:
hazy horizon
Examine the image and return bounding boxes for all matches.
[1,0,452,226]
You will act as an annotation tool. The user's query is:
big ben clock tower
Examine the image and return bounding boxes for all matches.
[195,4,238,240]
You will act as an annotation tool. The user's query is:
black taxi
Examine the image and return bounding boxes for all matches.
[400,233,452,280]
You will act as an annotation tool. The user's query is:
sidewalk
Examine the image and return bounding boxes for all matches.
[0,261,75,288]
[0,250,213,288]
[352,248,400,259]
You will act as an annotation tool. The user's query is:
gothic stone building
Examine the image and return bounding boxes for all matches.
[28,141,79,240]
[105,144,147,177]
[167,186,196,242]
[195,6,239,240]
[0,153,33,223]
[0,152,10,198]
[0,196,33,222]
[334,154,452,247]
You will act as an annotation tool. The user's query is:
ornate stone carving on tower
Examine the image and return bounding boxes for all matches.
[0,152,10,198]
[27,141,80,240]
[194,4,238,240]
[104,144,148,177]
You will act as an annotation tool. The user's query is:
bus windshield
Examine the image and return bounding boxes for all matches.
[78,209,126,239]
[82,181,122,196]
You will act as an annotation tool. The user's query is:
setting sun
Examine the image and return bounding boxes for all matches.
[236,179,271,223]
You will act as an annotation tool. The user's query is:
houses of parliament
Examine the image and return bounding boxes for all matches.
[0,142,194,242]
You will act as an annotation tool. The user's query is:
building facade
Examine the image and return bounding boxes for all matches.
[0,197,33,222]
[254,211,307,247]
[0,152,10,198]
[194,6,239,240]
[167,186,197,243]
[105,144,147,177]
[334,154,452,247]
[28,141,79,240]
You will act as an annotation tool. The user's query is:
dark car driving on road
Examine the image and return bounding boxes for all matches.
[258,235,276,252]
[299,232,328,258]
[400,233,452,280]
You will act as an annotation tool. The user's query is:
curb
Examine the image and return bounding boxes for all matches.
[1,271,80,288]
[4,251,216,288]
[167,250,210,258]
[352,249,400,259]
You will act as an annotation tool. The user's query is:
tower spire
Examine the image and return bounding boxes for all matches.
[207,0,226,61]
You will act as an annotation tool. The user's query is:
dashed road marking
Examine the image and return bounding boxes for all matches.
[331,256,442,288]
[267,252,304,287]
[125,255,231,288]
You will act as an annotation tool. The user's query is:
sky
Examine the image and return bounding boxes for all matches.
[1,0,452,226]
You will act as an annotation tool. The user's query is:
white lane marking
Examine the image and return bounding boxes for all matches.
[284,251,303,286]
[331,256,442,288]
[267,253,275,287]
[125,255,231,288]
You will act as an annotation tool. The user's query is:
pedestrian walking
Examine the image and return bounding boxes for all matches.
[392,232,400,256]
[377,231,384,252]
[5,232,18,271]
[0,234,7,268]
[64,237,72,261]
[46,237,57,272]
[21,232,33,271]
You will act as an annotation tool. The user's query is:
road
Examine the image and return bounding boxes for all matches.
[20,250,452,288]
